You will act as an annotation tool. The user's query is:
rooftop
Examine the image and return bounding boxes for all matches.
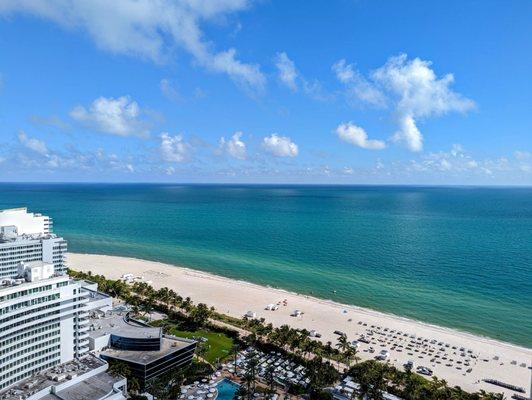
[0,274,68,292]
[0,232,59,244]
[38,372,124,400]
[88,310,161,340]
[84,288,112,304]
[101,336,196,365]
[0,356,111,400]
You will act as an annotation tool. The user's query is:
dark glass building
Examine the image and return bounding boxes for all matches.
[88,312,196,388]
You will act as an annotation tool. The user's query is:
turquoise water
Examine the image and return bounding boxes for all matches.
[0,183,530,347]
[216,378,239,400]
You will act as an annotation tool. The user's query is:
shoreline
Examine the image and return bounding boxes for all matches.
[68,252,532,398]
[75,252,529,352]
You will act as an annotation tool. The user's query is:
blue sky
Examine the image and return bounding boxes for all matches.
[0,0,530,184]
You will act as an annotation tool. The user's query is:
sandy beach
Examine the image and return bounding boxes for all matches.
[69,253,531,398]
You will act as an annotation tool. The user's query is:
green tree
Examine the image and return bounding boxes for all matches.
[109,362,131,379]
[189,303,212,327]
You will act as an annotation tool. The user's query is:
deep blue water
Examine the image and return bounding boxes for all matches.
[0,183,530,347]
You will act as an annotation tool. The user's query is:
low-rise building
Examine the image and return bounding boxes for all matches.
[0,355,126,400]
[88,309,196,387]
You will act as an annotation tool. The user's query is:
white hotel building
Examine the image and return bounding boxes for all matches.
[0,208,67,279]
[0,208,122,400]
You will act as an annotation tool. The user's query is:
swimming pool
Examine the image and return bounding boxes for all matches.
[216,378,239,400]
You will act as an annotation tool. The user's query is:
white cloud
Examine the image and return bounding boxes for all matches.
[514,150,531,160]
[372,54,475,118]
[218,131,246,160]
[18,131,48,155]
[333,54,475,151]
[10,135,137,173]
[160,132,192,162]
[262,134,298,157]
[392,115,423,152]
[210,48,265,90]
[411,144,493,174]
[336,122,386,150]
[0,0,265,90]
[275,52,298,91]
[70,96,149,138]
[342,166,354,175]
[332,60,386,107]
[373,54,474,151]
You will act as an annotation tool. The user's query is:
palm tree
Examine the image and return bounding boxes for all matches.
[265,363,276,394]
[229,344,241,376]
[323,341,334,360]
[244,350,258,400]
[336,334,350,369]
[351,344,360,365]
[367,363,387,400]
[181,296,193,312]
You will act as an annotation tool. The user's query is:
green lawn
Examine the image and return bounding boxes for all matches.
[171,328,234,364]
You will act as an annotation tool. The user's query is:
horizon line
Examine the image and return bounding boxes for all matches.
[0,181,531,189]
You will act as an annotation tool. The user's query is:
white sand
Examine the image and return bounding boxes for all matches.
[69,253,531,397]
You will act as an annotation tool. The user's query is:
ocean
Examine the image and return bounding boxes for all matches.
[1,183,530,347]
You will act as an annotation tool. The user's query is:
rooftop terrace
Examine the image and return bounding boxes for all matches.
[88,310,161,340]
[100,336,196,365]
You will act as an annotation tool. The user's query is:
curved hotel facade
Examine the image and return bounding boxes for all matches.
[0,208,194,399]
[0,270,90,391]
[0,209,96,397]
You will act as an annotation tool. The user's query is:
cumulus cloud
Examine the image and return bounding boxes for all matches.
[160,132,192,162]
[392,115,423,152]
[333,54,475,151]
[70,96,149,138]
[218,131,246,160]
[0,0,265,90]
[372,54,475,118]
[262,134,298,157]
[18,131,48,155]
[336,122,386,150]
[275,52,298,91]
